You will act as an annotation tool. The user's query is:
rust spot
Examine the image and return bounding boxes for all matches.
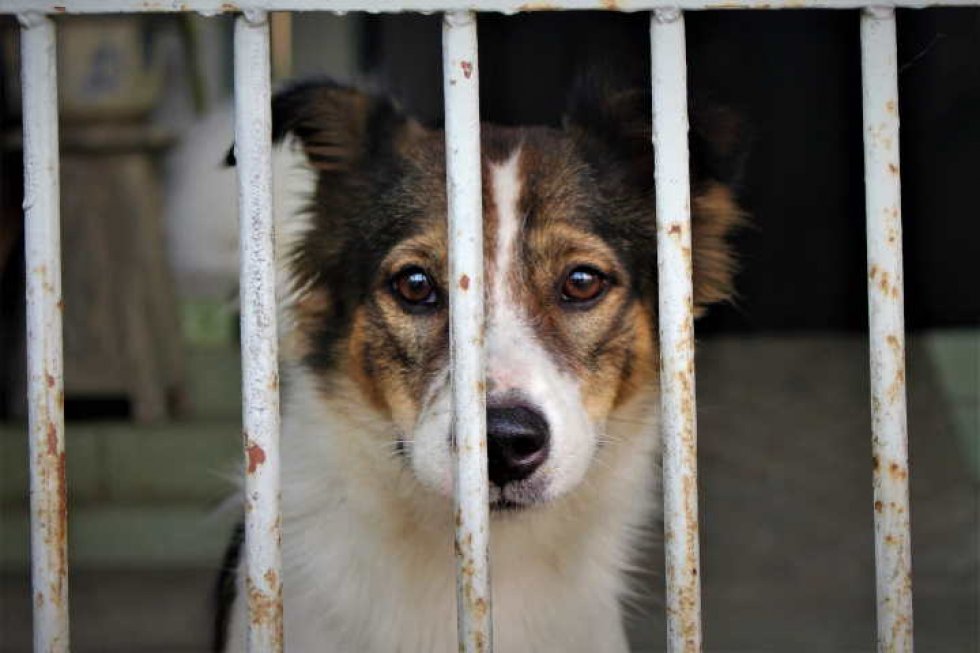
[872,454,880,471]
[888,462,908,480]
[877,270,892,295]
[601,0,620,8]
[56,299,63,311]
[668,224,682,236]
[869,265,878,280]
[46,422,58,457]
[264,568,278,587]
[45,373,55,388]
[246,577,283,630]
[268,377,279,392]
[874,500,883,512]
[473,597,488,619]
[53,5,66,11]
[886,100,896,115]
[246,443,266,474]
[888,163,899,175]
[460,61,473,79]
[459,274,470,291]
[220,2,238,10]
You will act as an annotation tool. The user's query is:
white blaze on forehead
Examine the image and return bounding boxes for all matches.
[490,149,523,309]
[487,149,529,392]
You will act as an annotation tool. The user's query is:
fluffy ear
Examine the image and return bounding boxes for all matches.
[563,73,653,188]
[225,79,417,172]
[563,74,747,315]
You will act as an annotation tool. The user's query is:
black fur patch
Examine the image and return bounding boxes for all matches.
[212,520,244,653]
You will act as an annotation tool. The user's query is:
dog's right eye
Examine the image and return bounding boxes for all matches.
[391,267,439,311]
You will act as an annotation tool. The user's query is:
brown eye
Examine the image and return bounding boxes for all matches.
[392,267,438,309]
[561,266,609,304]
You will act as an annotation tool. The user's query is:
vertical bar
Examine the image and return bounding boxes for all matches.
[651,8,703,653]
[234,11,283,653]
[861,8,914,653]
[443,11,492,653]
[20,12,70,653]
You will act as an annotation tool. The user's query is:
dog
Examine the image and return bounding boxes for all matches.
[213,76,743,652]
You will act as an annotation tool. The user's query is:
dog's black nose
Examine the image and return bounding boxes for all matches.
[486,405,550,486]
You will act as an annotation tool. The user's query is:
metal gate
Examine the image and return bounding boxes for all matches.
[2,1,949,651]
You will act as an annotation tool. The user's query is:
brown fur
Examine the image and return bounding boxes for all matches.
[272,80,741,435]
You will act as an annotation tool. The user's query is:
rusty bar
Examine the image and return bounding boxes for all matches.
[443,10,493,653]
[4,0,980,16]
[234,10,284,653]
[651,8,703,653]
[861,7,914,652]
[20,11,70,653]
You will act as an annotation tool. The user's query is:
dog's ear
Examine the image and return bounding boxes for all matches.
[564,74,747,315]
[563,73,653,188]
[225,79,419,173]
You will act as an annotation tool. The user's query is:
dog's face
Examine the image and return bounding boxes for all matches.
[271,80,741,511]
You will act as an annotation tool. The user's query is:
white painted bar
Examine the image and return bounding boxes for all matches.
[861,8,914,653]
[651,8,703,653]
[234,11,284,653]
[443,10,492,653]
[2,0,978,15]
[20,13,70,653]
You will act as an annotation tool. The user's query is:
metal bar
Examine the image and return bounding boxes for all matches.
[4,0,979,15]
[20,12,70,653]
[443,10,492,653]
[861,8,914,653]
[20,13,70,653]
[651,8,703,653]
[234,11,284,653]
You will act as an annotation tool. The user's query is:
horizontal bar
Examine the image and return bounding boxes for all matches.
[3,0,978,15]
[651,8,703,653]
[20,11,70,653]
[443,10,493,653]
[861,7,914,653]
[234,10,284,653]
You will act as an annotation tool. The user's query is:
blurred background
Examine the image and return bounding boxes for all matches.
[0,8,977,652]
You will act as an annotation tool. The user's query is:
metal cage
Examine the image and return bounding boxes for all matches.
[2,1,944,651]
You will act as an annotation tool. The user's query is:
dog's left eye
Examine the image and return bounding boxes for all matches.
[560,266,609,304]
[392,267,439,310]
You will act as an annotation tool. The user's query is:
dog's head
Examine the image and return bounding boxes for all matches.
[268,78,742,511]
